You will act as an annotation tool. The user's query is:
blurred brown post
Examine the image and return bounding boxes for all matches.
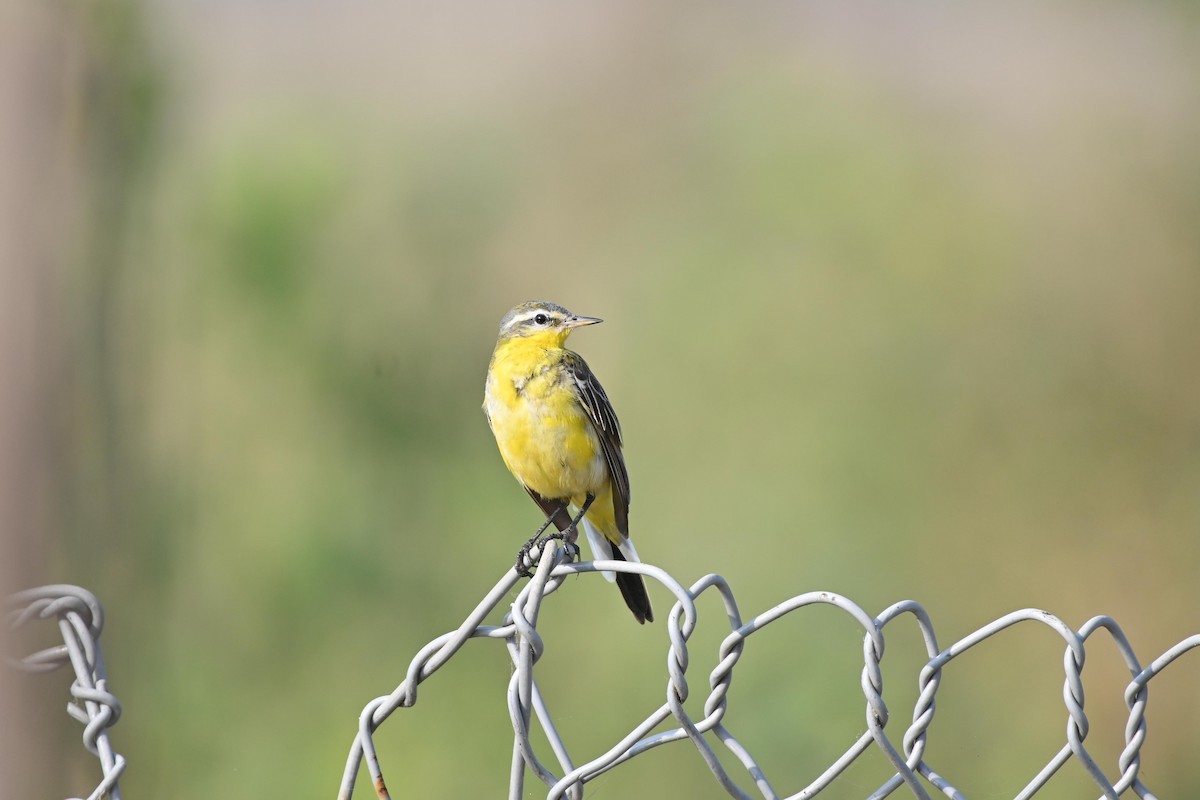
[0,1,80,795]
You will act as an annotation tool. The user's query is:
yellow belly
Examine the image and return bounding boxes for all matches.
[487,385,606,499]
[484,342,608,502]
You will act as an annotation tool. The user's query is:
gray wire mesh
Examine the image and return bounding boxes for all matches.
[337,541,1199,800]
[6,584,126,800]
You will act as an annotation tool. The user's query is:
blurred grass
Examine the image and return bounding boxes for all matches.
[36,0,1200,797]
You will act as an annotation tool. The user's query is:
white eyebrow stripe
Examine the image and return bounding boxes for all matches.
[503,309,555,331]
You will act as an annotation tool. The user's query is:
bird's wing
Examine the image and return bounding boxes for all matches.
[523,485,573,532]
[563,351,630,537]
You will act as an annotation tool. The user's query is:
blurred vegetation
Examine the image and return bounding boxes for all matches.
[24,0,1200,797]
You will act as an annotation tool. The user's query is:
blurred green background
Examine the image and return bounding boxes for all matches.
[4,0,1200,797]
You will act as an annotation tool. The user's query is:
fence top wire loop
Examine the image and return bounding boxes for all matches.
[6,584,126,800]
[336,540,1200,800]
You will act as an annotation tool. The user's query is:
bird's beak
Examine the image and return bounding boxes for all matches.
[563,314,603,328]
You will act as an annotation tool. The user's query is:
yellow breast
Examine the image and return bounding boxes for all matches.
[484,337,607,501]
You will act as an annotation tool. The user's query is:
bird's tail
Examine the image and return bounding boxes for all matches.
[581,517,654,624]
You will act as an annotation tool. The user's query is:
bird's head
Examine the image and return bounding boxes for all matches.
[496,301,602,347]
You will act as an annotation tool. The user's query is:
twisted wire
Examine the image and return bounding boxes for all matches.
[6,584,126,800]
[337,541,1200,800]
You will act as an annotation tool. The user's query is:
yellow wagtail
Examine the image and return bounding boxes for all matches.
[483,301,654,624]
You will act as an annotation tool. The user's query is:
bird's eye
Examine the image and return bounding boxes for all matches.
[534,313,549,325]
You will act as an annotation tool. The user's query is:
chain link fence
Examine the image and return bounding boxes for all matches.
[7,547,1199,800]
[6,585,126,800]
[337,541,1199,800]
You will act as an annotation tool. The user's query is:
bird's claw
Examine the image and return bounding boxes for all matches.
[514,544,542,577]
[514,534,554,577]
[513,532,579,577]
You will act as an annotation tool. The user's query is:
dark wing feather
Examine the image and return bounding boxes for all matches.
[522,486,573,532]
[563,351,630,537]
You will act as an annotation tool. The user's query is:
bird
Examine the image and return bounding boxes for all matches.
[483,301,654,624]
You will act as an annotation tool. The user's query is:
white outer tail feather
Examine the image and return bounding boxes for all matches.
[580,517,640,583]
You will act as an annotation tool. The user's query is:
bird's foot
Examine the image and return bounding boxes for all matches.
[513,532,577,577]
[561,522,582,547]
[514,542,538,578]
